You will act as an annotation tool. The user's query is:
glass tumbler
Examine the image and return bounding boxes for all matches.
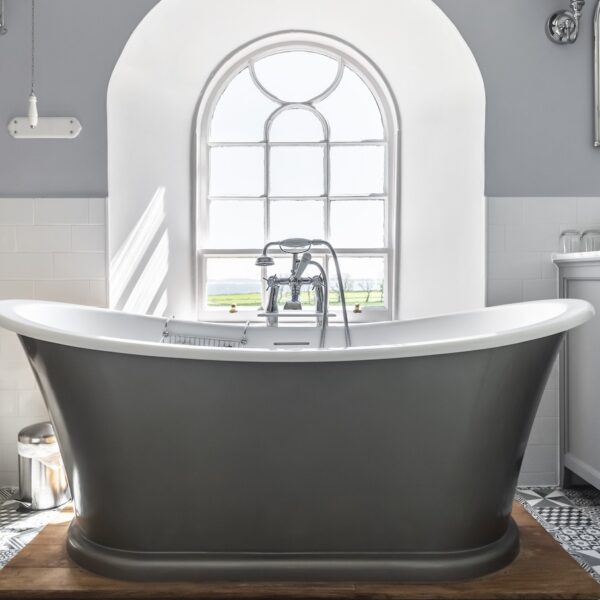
[559,230,581,253]
[581,230,600,252]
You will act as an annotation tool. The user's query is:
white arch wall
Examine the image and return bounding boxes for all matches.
[107,0,485,320]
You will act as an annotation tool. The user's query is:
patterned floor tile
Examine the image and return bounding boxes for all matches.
[586,506,600,524]
[0,501,26,528]
[554,525,600,551]
[574,549,600,578]
[518,487,574,508]
[0,489,57,569]
[536,506,593,528]
[0,488,17,503]
[564,486,600,507]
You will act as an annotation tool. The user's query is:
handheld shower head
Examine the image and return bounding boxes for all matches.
[255,255,275,267]
[279,238,312,254]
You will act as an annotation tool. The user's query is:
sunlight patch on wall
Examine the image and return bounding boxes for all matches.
[110,187,169,313]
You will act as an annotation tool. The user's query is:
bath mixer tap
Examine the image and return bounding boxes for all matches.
[255,238,351,348]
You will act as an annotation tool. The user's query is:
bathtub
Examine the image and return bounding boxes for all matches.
[0,298,593,582]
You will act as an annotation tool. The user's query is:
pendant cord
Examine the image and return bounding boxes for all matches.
[30,0,35,95]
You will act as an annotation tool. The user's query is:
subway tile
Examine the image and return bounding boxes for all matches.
[0,444,17,472]
[546,360,559,391]
[523,197,577,223]
[0,391,18,417]
[0,470,19,487]
[487,225,505,252]
[0,416,44,447]
[486,279,522,306]
[0,227,16,252]
[53,253,106,280]
[16,225,71,252]
[487,197,523,225]
[522,279,557,302]
[34,280,91,304]
[504,223,560,252]
[89,280,107,307]
[518,471,558,487]
[577,197,600,224]
[71,225,105,252]
[89,198,106,225]
[0,361,35,391]
[18,390,47,418]
[0,254,53,280]
[34,198,88,225]
[488,252,542,279]
[521,444,558,474]
[0,281,34,300]
[537,388,559,418]
[0,199,34,224]
[541,252,559,279]
[528,417,559,446]
[0,335,24,361]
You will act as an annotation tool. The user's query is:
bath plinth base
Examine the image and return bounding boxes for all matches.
[66,519,520,582]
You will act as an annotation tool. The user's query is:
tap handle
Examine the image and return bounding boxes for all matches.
[294,252,312,280]
[265,275,280,289]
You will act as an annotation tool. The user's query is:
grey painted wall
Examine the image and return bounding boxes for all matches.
[0,0,158,197]
[0,0,598,197]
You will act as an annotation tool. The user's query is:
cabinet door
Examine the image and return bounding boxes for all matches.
[564,279,600,486]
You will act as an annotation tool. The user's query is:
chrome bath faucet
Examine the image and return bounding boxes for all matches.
[255,238,351,348]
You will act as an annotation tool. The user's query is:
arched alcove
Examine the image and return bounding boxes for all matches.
[107,0,485,320]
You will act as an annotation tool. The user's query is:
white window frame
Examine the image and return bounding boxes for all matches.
[194,32,400,323]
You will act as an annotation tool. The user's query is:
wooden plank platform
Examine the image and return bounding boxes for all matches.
[0,502,599,599]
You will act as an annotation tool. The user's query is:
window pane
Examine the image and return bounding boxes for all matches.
[210,68,278,142]
[330,146,385,196]
[253,51,339,103]
[208,201,264,249]
[270,200,324,241]
[209,147,264,197]
[206,258,262,309]
[269,108,325,142]
[330,200,385,248]
[270,146,324,197]
[329,257,386,307]
[316,67,384,142]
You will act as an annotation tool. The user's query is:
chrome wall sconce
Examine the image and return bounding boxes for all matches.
[547,0,586,44]
[0,0,8,35]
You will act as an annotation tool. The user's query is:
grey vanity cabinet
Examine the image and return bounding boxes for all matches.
[554,254,600,490]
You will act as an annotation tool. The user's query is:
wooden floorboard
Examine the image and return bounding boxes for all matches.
[0,502,599,599]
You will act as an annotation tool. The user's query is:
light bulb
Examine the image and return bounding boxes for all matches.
[28,93,38,129]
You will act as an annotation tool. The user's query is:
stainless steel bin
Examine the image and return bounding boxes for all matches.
[18,422,71,510]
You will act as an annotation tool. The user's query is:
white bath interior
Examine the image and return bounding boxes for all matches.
[107,0,486,319]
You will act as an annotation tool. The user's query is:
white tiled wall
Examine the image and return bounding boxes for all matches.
[0,198,107,485]
[488,196,600,486]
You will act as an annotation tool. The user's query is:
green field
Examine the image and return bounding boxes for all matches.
[208,289,384,308]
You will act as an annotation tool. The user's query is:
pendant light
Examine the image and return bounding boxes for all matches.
[28,0,38,128]
[7,0,82,139]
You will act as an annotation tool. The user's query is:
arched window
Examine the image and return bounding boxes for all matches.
[196,35,398,321]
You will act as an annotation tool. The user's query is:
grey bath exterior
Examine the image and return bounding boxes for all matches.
[19,332,562,582]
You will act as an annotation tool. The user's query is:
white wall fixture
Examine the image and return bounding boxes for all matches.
[7,0,82,141]
[8,117,82,140]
